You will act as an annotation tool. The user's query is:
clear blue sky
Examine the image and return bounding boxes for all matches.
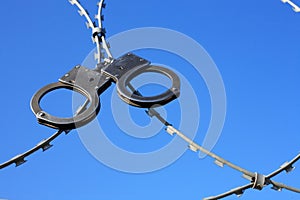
[0,1,300,200]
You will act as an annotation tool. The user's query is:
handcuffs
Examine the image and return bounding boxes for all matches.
[31,53,180,130]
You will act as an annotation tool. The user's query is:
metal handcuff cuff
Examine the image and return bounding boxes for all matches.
[30,24,180,130]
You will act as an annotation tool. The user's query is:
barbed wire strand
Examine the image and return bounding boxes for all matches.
[69,0,102,64]
[0,102,87,170]
[97,0,113,61]
[282,0,300,12]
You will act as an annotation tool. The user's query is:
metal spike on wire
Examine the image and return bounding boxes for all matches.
[282,0,300,12]
[168,125,300,199]
[68,0,113,64]
[0,108,84,170]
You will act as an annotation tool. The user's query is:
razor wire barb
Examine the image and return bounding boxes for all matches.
[69,0,113,64]
[281,0,300,12]
[1,1,300,200]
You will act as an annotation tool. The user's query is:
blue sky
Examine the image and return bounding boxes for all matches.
[0,1,300,200]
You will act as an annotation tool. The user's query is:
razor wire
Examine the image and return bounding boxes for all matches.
[0,1,299,200]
